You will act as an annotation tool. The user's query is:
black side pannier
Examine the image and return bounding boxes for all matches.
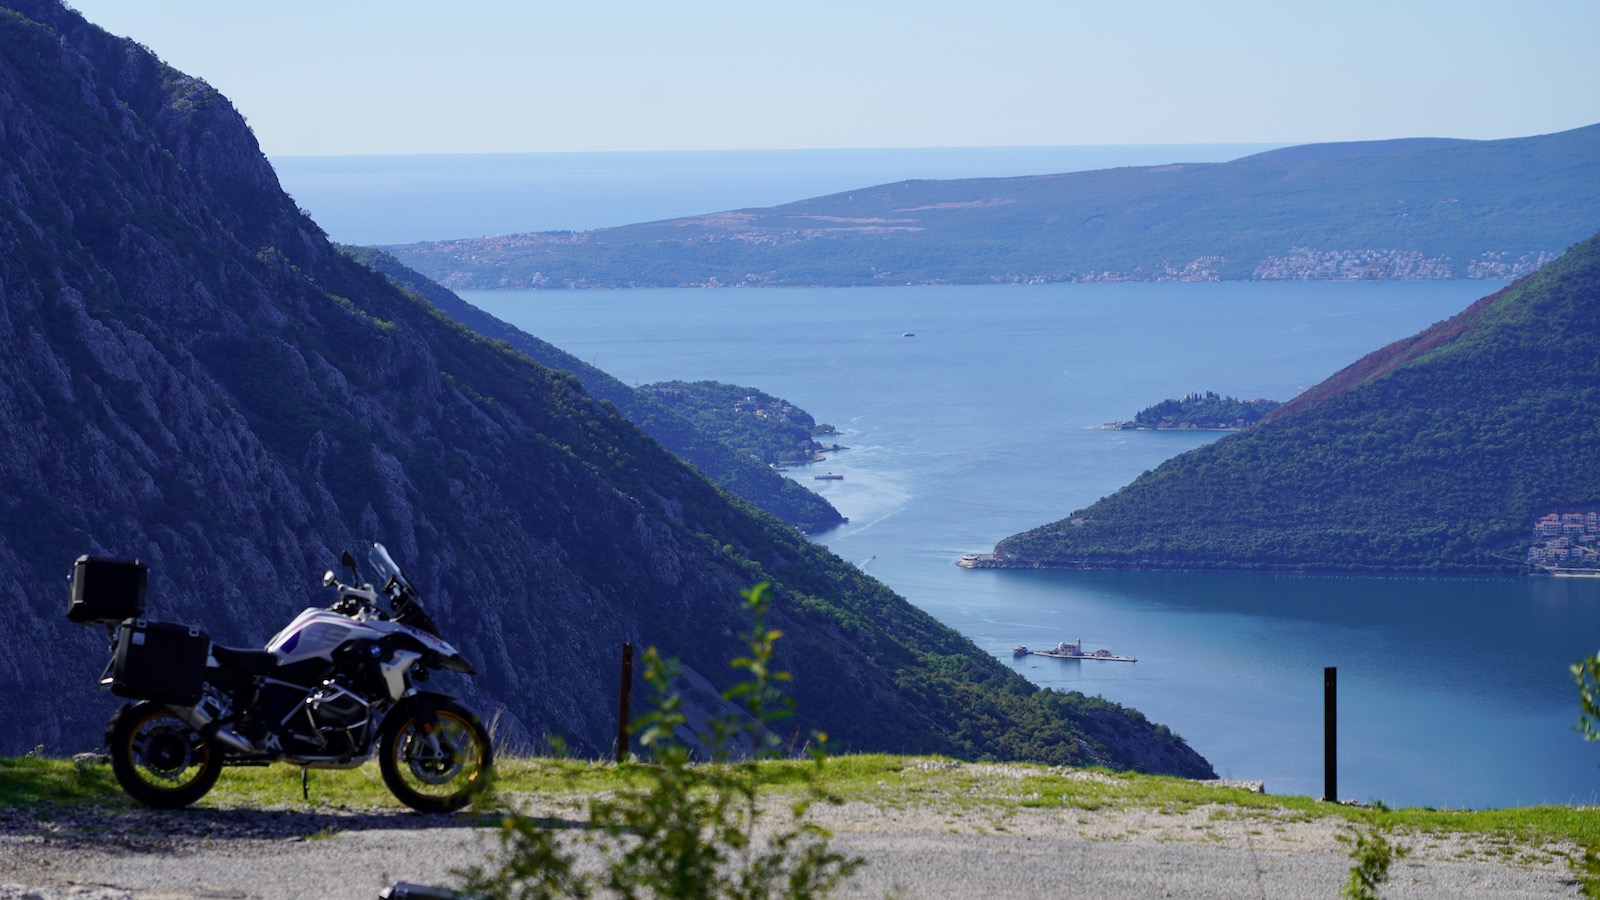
[111,619,210,706]
[67,555,147,624]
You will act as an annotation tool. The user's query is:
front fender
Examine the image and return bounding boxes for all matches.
[381,691,457,736]
[432,652,476,676]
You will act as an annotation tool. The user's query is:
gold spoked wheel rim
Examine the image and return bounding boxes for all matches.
[382,706,490,811]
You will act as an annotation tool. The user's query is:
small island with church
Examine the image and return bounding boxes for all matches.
[1012,640,1136,662]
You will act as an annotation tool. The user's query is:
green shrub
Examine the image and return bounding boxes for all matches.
[461,583,865,899]
[1340,818,1408,900]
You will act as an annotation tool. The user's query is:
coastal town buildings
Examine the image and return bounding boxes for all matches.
[1526,512,1600,568]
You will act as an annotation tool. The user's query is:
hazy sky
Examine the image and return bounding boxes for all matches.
[66,0,1600,157]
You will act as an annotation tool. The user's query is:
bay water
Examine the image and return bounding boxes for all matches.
[272,144,1599,808]
[463,282,1600,810]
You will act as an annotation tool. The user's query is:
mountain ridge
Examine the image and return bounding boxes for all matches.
[0,0,1209,777]
[387,125,1600,289]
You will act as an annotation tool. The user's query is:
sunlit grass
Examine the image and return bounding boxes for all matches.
[3,752,1596,852]
[0,756,123,806]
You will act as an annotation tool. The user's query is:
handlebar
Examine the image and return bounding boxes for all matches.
[324,547,432,632]
[326,577,384,618]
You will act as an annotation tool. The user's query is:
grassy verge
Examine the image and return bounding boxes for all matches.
[4,753,1596,851]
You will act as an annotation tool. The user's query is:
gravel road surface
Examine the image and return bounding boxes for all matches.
[0,778,1583,899]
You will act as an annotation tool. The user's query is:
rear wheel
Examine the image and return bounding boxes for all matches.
[106,702,221,808]
[379,698,492,813]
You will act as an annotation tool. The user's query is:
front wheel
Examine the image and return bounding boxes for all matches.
[106,702,222,809]
[379,697,492,813]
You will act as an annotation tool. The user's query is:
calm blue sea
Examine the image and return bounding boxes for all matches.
[272,146,1598,809]
[271,144,1284,245]
[462,282,1600,811]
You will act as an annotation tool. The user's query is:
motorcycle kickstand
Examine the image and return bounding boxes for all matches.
[301,766,310,802]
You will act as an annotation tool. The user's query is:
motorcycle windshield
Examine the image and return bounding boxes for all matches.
[369,542,404,586]
[368,543,443,639]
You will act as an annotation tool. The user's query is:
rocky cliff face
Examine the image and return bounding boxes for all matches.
[0,0,1211,778]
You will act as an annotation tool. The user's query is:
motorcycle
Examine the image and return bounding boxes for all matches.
[67,543,493,813]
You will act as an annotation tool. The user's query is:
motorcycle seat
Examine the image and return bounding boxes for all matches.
[211,645,279,675]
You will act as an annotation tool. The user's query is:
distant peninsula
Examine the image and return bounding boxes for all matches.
[980,231,1600,575]
[1101,392,1282,431]
[387,124,1600,290]
[640,380,844,467]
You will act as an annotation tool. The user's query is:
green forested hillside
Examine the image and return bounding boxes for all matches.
[0,0,1209,777]
[389,125,1600,290]
[992,232,1600,574]
[344,248,845,532]
[640,380,837,465]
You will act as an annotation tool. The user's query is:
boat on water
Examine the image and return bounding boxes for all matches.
[1026,639,1136,662]
[814,472,844,481]
[1011,645,1029,656]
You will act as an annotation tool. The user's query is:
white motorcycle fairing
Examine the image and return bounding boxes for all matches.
[267,608,379,664]
[266,608,470,701]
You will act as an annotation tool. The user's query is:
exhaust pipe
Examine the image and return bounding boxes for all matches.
[208,725,260,754]
[170,696,261,754]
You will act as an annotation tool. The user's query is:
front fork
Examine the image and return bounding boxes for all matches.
[401,693,449,761]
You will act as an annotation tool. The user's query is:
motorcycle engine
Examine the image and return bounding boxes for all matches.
[307,679,371,730]
[261,678,372,757]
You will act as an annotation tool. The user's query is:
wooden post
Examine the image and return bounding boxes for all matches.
[1324,665,1337,802]
[616,642,634,764]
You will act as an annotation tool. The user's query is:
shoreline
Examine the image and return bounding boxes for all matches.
[1091,423,1243,432]
[957,553,1530,578]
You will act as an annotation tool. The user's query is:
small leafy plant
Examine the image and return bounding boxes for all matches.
[1573,651,1600,749]
[1340,817,1409,900]
[461,582,864,899]
[1573,651,1600,897]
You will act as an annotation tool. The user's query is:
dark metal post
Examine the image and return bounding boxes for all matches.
[1324,665,1337,802]
[616,642,634,764]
